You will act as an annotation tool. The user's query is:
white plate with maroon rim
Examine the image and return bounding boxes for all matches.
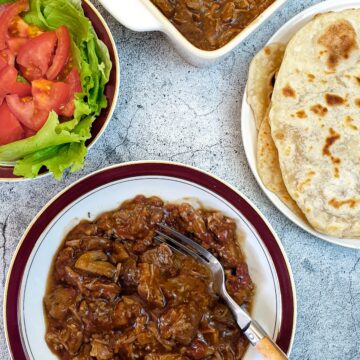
[4,161,296,359]
[241,0,360,249]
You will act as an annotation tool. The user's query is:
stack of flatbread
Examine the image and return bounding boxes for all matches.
[247,9,360,238]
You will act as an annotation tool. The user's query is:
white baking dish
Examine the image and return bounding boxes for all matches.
[98,0,288,66]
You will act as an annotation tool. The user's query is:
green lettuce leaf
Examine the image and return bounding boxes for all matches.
[0,111,86,161]
[0,0,112,179]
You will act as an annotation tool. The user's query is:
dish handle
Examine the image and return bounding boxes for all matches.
[99,0,161,32]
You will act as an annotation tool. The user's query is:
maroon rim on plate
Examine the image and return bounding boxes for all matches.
[4,162,296,359]
[0,0,118,180]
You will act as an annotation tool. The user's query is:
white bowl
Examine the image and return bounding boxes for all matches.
[98,0,288,66]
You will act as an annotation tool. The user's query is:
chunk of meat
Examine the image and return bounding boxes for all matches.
[96,212,115,236]
[178,203,214,245]
[226,263,254,306]
[66,236,129,264]
[66,236,113,252]
[186,340,214,360]
[159,303,202,345]
[71,345,92,360]
[67,221,98,239]
[119,257,140,288]
[75,251,116,279]
[85,281,121,301]
[200,321,220,345]
[54,247,75,280]
[145,354,185,360]
[163,272,214,308]
[44,287,77,320]
[206,212,244,268]
[211,303,236,327]
[112,296,142,328]
[45,320,83,356]
[132,232,155,254]
[207,212,237,243]
[138,263,165,307]
[140,243,178,276]
[137,320,174,351]
[111,195,164,240]
[79,299,113,330]
[111,242,129,263]
[64,266,84,292]
[90,339,113,360]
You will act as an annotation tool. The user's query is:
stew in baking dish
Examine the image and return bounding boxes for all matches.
[150,0,276,50]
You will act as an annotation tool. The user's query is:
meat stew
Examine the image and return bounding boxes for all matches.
[44,195,255,359]
[150,0,276,51]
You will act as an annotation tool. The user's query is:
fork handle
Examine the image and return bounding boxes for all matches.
[244,321,288,360]
[255,337,287,360]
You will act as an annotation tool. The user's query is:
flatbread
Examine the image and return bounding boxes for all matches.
[270,10,360,238]
[257,109,305,220]
[248,43,286,129]
[249,43,305,219]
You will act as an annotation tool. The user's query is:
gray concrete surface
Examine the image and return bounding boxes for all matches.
[1,0,359,359]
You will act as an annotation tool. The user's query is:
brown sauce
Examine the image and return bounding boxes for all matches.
[44,195,255,360]
[150,0,276,51]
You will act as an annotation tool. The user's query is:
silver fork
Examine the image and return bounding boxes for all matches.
[155,224,288,360]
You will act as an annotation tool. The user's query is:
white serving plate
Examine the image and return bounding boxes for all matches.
[98,0,288,66]
[4,162,296,359]
[241,0,360,249]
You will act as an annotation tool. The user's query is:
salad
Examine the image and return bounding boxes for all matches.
[0,0,112,179]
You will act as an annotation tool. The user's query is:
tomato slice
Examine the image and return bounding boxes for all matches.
[59,68,82,117]
[65,68,82,92]
[24,127,36,138]
[32,79,71,114]
[0,49,15,67]
[46,26,71,81]
[17,31,57,81]
[0,64,17,97]
[0,0,29,50]
[6,37,27,55]
[0,55,7,71]
[31,108,49,131]
[0,101,24,145]
[8,16,29,38]
[6,94,49,131]
[6,94,33,125]
[11,81,31,97]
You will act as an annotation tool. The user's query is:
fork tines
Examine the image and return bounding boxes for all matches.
[155,224,213,264]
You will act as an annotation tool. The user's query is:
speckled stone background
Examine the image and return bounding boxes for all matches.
[1,0,360,359]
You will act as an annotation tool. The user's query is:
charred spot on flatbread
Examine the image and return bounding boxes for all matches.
[295,110,307,119]
[323,128,341,178]
[344,115,358,130]
[325,93,345,106]
[329,198,359,209]
[264,46,272,55]
[274,131,285,140]
[355,99,360,107]
[310,104,328,116]
[318,20,358,70]
[282,84,296,98]
[307,74,315,82]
